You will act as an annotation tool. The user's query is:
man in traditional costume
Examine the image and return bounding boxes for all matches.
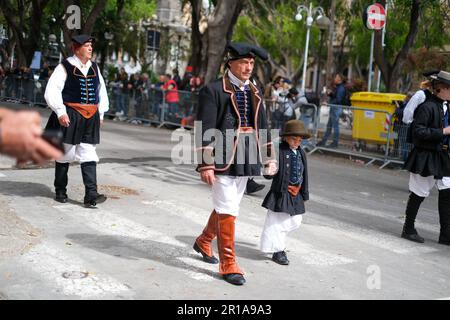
[45,34,109,207]
[193,42,277,285]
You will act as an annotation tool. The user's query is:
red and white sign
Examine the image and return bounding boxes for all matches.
[365,3,386,30]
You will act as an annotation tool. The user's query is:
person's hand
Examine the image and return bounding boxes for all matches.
[444,126,450,135]
[200,169,215,186]
[263,162,277,176]
[58,114,70,127]
[0,110,63,164]
[100,119,104,127]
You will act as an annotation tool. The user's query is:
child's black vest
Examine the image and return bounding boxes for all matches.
[61,59,100,105]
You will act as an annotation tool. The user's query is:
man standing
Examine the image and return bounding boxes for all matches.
[45,34,109,207]
[402,70,450,245]
[194,42,276,285]
[317,73,347,148]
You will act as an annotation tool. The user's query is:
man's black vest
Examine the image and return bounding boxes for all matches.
[61,59,100,105]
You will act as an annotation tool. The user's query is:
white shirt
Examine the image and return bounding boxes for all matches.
[44,55,109,120]
[402,90,426,124]
[227,70,250,91]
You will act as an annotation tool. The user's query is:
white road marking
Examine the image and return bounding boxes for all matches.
[21,243,129,298]
[148,200,356,266]
[307,211,438,255]
[53,204,185,247]
[0,172,6,177]
[52,204,215,282]
[310,194,440,234]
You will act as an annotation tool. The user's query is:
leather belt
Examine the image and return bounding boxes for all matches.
[238,126,254,133]
[65,102,98,119]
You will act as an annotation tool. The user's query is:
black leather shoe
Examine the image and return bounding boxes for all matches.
[246,179,265,195]
[55,193,68,203]
[223,273,246,285]
[272,251,289,265]
[84,194,107,208]
[401,231,425,243]
[193,242,219,264]
[438,233,450,245]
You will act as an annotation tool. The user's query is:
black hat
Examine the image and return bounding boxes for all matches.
[422,69,440,78]
[429,70,450,86]
[71,34,95,45]
[226,42,268,61]
[281,120,311,139]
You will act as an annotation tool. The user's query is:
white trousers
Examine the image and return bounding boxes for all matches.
[212,176,248,216]
[409,173,450,197]
[260,209,303,253]
[56,143,99,163]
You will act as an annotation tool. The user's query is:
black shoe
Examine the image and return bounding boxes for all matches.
[223,273,246,285]
[272,251,289,265]
[193,242,219,264]
[401,231,425,243]
[84,194,107,208]
[246,179,265,195]
[438,232,450,245]
[55,193,68,203]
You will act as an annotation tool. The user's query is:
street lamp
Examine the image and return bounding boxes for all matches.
[295,3,328,93]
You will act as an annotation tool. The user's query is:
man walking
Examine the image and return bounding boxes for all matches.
[45,34,109,207]
[194,42,276,285]
[402,70,450,245]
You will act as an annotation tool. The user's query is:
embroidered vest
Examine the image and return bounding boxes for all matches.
[233,84,254,127]
[61,59,100,106]
[288,149,304,185]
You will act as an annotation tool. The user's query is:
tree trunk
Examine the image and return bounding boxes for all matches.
[374,0,421,92]
[325,0,337,88]
[0,0,50,67]
[204,0,243,83]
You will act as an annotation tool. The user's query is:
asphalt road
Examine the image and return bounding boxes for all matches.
[0,105,449,300]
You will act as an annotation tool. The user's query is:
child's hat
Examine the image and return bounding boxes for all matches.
[281,120,311,139]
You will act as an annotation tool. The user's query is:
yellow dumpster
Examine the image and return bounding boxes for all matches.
[350,92,406,144]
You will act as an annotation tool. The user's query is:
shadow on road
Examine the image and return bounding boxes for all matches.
[66,233,222,281]
[0,180,54,199]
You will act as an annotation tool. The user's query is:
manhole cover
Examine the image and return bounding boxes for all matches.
[62,271,89,279]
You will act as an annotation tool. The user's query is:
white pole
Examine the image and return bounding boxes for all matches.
[10,45,14,68]
[368,31,374,92]
[59,29,63,63]
[376,2,388,92]
[301,3,313,93]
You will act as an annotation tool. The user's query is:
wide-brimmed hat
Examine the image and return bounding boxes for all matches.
[281,120,311,139]
[429,70,450,86]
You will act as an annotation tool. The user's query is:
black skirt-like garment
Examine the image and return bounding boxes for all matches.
[262,190,306,216]
[45,107,100,145]
[404,147,450,179]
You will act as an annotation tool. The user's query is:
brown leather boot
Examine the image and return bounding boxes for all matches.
[217,214,245,285]
[193,210,219,264]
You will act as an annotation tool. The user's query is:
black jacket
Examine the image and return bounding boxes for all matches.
[195,73,275,176]
[262,142,309,215]
[404,94,450,178]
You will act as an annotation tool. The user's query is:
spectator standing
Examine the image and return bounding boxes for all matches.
[317,73,347,148]
[161,74,180,120]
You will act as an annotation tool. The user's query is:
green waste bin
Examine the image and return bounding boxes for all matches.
[350,92,406,144]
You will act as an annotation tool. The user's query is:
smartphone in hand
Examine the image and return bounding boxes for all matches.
[42,130,65,153]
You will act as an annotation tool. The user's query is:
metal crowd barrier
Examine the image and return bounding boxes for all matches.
[264,98,319,150]
[105,87,198,130]
[0,76,48,107]
[308,103,409,168]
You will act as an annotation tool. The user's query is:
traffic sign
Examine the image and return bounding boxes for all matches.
[363,3,386,30]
